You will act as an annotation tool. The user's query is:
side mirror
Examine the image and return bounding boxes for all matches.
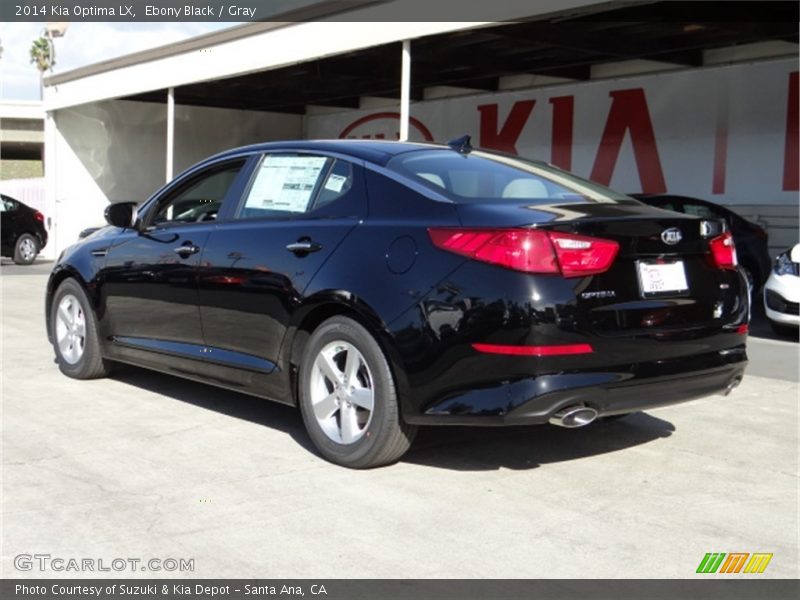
[104,202,138,229]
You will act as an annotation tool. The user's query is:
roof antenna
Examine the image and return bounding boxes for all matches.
[447,134,472,154]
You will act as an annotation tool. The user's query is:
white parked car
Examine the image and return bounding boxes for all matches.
[763,244,800,336]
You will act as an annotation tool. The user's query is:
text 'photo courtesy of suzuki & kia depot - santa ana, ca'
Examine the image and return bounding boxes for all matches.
[46,139,749,468]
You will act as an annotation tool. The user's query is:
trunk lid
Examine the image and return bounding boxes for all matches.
[455,201,742,336]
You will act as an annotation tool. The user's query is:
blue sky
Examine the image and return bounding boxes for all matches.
[1,22,237,100]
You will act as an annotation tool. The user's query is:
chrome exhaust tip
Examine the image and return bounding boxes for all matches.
[549,405,598,428]
[723,376,743,396]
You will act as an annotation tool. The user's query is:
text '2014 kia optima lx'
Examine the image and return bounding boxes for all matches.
[46,140,748,468]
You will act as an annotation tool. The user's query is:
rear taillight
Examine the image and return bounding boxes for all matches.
[709,231,738,270]
[34,211,44,223]
[427,228,558,273]
[427,228,619,277]
[548,231,620,277]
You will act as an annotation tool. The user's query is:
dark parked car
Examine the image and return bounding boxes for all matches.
[46,140,748,468]
[633,194,771,290]
[1,194,48,264]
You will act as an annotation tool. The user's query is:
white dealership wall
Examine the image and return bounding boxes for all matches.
[39,2,622,258]
[307,57,799,256]
[41,8,798,258]
[45,101,302,255]
[43,56,799,259]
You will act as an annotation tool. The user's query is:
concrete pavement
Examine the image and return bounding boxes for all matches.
[2,261,797,579]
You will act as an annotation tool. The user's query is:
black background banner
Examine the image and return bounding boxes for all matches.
[5,0,348,22]
[2,0,798,23]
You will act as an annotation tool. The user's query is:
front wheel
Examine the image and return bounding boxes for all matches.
[298,316,417,468]
[51,278,112,379]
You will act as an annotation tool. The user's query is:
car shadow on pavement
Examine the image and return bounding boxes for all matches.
[1,258,54,274]
[108,365,318,454]
[402,413,675,471]
[110,364,675,471]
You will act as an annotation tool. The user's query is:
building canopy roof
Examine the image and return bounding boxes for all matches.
[45,1,798,114]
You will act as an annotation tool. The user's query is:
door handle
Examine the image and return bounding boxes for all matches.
[286,239,322,255]
[173,243,200,256]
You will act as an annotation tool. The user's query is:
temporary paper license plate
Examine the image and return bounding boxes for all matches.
[636,260,689,297]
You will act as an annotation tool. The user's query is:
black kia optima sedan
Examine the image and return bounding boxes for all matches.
[46,139,748,468]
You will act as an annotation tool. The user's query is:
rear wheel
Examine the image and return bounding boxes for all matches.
[13,233,38,265]
[298,316,417,468]
[51,278,111,379]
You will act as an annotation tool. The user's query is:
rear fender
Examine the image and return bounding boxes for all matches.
[279,292,414,416]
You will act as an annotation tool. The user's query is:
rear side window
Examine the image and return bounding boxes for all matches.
[315,160,353,209]
[387,150,635,204]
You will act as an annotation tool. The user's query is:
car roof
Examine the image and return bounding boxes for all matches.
[210,139,451,166]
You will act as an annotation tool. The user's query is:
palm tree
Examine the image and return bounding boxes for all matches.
[30,36,54,99]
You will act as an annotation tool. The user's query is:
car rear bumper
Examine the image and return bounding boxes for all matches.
[765,305,800,326]
[405,345,747,425]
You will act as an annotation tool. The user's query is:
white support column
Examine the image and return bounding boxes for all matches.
[166,87,175,182]
[42,110,58,260]
[399,40,411,141]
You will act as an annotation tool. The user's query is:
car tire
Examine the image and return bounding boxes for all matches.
[51,278,112,379]
[13,233,38,265]
[298,315,417,468]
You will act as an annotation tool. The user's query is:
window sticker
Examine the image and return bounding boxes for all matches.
[324,173,347,193]
[245,156,328,213]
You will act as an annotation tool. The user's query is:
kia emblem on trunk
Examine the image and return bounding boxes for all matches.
[661,228,682,245]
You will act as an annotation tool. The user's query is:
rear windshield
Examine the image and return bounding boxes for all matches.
[387,149,635,204]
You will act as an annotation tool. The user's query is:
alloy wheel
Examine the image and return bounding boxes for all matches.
[55,294,87,364]
[309,341,375,444]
